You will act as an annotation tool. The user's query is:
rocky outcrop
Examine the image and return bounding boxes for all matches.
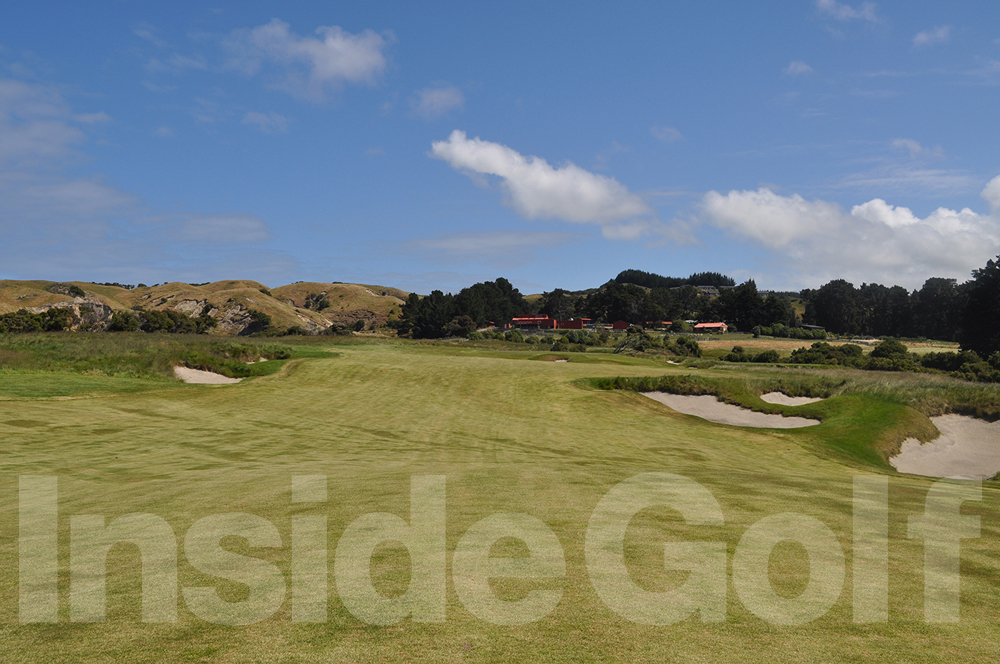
[27,295,116,331]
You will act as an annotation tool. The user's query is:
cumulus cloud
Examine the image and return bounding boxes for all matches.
[914,26,951,47]
[410,85,464,119]
[700,182,1000,288]
[242,110,288,133]
[983,174,1000,212]
[430,130,653,238]
[784,61,814,75]
[223,18,391,101]
[816,0,878,22]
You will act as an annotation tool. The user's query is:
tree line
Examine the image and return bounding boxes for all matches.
[800,260,1000,358]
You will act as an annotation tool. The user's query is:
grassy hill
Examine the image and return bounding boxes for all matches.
[0,279,409,335]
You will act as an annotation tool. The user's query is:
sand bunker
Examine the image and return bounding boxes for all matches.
[173,367,242,385]
[891,414,1000,479]
[760,392,823,406]
[644,392,820,428]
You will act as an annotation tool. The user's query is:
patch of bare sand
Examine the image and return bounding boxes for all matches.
[173,366,242,385]
[891,414,1000,479]
[644,392,820,428]
[760,392,823,406]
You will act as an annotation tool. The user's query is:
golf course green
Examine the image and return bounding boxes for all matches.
[1,336,998,662]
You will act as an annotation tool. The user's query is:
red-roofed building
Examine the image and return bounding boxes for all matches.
[511,314,556,330]
[557,318,591,329]
[611,320,629,330]
[693,322,728,333]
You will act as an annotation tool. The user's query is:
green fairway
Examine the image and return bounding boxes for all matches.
[1,339,998,662]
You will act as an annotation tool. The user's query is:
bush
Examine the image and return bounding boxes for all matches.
[920,350,981,372]
[304,292,330,311]
[722,346,750,362]
[752,350,780,363]
[870,338,909,359]
[505,329,525,343]
[789,342,863,366]
[444,315,475,337]
[551,341,569,352]
[466,331,485,341]
[664,335,702,357]
[107,310,140,332]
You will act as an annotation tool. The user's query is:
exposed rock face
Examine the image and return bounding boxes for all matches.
[214,305,255,335]
[174,299,208,315]
[27,296,115,331]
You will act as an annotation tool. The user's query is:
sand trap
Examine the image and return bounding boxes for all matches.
[644,392,820,428]
[173,367,242,385]
[760,392,823,406]
[891,414,1000,479]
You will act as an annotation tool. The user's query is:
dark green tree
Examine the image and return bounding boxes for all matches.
[961,256,1000,357]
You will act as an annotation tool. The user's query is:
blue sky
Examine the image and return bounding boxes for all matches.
[2,1,999,293]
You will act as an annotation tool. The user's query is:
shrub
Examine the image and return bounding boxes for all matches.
[751,350,780,363]
[789,342,863,366]
[505,329,525,343]
[664,335,702,357]
[466,331,485,341]
[304,292,330,311]
[722,346,750,362]
[870,338,909,359]
[444,315,475,337]
[107,310,140,332]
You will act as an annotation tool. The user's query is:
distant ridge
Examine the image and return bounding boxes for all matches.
[0,280,408,336]
[614,269,736,289]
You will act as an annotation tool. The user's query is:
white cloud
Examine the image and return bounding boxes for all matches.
[0,78,85,166]
[784,61,814,75]
[242,110,288,133]
[891,138,944,159]
[816,0,878,22]
[983,174,1000,212]
[0,77,280,282]
[74,112,112,124]
[412,230,576,263]
[651,125,683,143]
[410,85,464,119]
[430,130,654,236]
[224,19,391,101]
[153,126,174,138]
[837,165,975,194]
[174,214,271,243]
[700,184,1000,288]
[133,23,167,48]
[914,26,951,47]
[702,188,843,248]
